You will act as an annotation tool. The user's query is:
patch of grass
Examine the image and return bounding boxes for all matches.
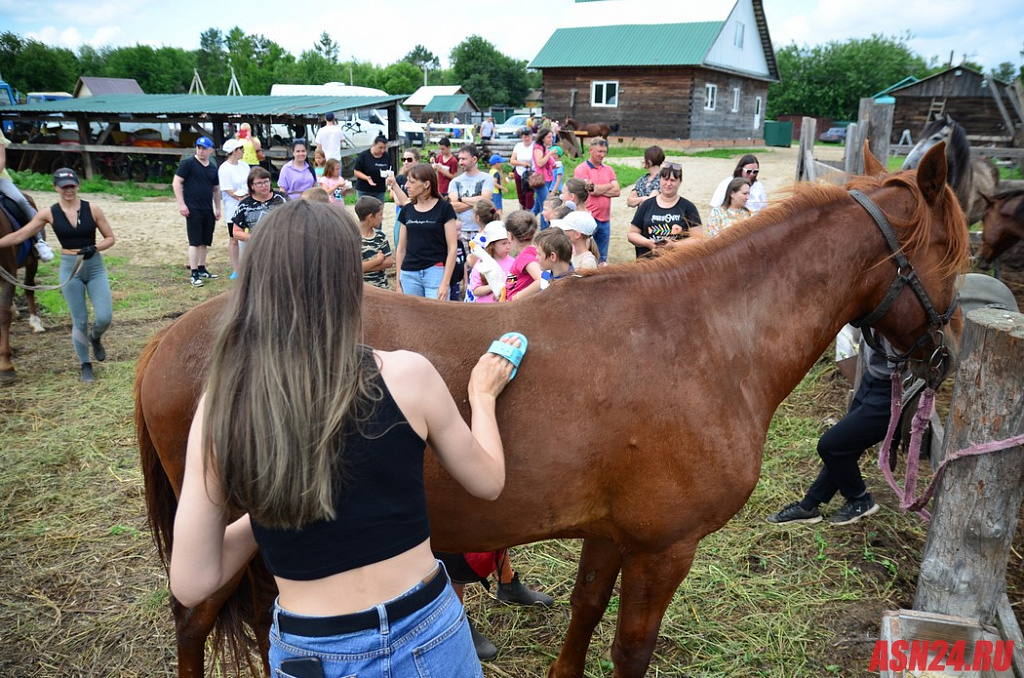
[10,170,173,202]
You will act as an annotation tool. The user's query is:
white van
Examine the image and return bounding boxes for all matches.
[270,83,425,147]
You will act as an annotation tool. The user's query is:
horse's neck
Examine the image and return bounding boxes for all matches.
[643,202,892,409]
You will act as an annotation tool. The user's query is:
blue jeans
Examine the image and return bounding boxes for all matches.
[268,566,482,678]
[531,181,550,229]
[60,253,112,364]
[593,220,611,263]
[400,265,446,299]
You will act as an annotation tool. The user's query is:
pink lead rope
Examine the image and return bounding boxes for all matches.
[877,374,1024,520]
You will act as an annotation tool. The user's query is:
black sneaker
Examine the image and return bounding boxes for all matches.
[190,274,204,287]
[828,494,879,526]
[81,363,95,383]
[90,337,106,362]
[766,501,822,525]
[197,270,219,279]
[469,621,498,661]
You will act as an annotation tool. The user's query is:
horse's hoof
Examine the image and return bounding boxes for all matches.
[28,316,45,333]
[0,369,16,385]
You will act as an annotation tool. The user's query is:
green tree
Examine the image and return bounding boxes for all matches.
[402,44,439,85]
[377,62,421,95]
[767,33,935,120]
[103,45,195,93]
[196,28,228,93]
[449,36,528,108]
[0,32,79,93]
[991,62,1018,83]
[314,32,339,63]
[77,44,109,77]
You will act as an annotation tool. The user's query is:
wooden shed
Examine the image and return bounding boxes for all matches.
[404,86,475,122]
[888,66,1019,143]
[529,0,779,141]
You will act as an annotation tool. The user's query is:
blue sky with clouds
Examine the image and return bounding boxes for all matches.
[1,0,1021,74]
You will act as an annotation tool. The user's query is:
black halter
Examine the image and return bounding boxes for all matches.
[847,189,958,380]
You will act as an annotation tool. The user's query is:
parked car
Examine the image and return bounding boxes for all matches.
[818,126,847,143]
[494,114,534,140]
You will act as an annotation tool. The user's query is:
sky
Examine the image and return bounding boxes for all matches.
[1,0,1022,76]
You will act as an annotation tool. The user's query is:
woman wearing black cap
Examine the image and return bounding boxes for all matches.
[0,168,115,382]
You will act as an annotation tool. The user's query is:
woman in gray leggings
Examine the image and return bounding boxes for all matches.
[0,168,115,382]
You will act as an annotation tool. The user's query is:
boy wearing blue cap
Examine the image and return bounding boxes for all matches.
[172,136,221,287]
[488,154,506,215]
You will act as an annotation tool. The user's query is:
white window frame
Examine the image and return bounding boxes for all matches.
[734,22,745,49]
[732,88,741,113]
[591,81,619,108]
[704,84,717,111]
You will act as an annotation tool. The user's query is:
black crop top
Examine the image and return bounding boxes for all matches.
[49,200,98,250]
[250,359,431,580]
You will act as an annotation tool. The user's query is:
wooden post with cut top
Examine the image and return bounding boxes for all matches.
[914,308,1024,668]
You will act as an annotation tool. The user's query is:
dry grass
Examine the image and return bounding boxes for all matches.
[3,258,1023,677]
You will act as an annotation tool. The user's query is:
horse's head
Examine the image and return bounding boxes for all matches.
[980,189,1024,265]
[902,114,969,196]
[856,141,970,385]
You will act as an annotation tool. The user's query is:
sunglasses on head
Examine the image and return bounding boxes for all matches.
[660,162,682,178]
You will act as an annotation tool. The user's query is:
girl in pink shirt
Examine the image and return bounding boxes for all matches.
[503,210,541,301]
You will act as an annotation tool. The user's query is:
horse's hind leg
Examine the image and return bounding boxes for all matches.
[173,570,248,678]
[547,537,622,678]
[0,278,15,382]
[610,540,699,677]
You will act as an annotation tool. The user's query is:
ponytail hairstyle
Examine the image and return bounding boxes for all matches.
[473,199,498,228]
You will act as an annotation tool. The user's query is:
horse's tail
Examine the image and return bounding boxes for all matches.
[135,326,176,567]
[136,325,276,676]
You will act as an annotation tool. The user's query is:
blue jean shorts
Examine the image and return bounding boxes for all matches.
[268,564,482,678]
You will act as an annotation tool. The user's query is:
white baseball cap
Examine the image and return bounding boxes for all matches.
[555,210,597,236]
[223,138,244,153]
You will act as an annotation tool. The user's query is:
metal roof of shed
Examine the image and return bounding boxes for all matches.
[422,94,470,113]
[530,22,723,68]
[0,93,405,117]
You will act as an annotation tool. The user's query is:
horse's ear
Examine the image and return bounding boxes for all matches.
[916,140,948,205]
[863,140,886,176]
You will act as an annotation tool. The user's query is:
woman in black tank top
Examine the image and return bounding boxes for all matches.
[0,167,115,382]
[169,200,522,677]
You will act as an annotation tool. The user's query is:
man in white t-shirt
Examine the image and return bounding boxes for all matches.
[314,112,343,162]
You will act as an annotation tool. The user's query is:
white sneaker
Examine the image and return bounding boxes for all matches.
[34,239,55,262]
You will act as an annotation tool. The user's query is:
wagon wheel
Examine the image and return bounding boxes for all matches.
[128,160,150,184]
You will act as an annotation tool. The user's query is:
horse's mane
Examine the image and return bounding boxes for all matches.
[993,188,1024,223]
[922,117,971,194]
[588,174,968,282]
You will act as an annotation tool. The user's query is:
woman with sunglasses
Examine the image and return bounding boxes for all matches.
[709,154,767,212]
[627,162,702,258]
[277,139,317,201]
[387,148,421,247]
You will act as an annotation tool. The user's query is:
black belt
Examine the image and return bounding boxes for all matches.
[276,568,448,637]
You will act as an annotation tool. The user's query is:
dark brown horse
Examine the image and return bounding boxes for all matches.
[979,188,1024,265]
[563,117,619,140]
[0,191,42,384]
[135,143,967,677]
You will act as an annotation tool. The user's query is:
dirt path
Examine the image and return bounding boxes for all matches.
[26,145,842,271]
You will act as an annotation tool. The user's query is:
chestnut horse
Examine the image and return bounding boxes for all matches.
[0,191,42,384]
[135,143,967,677]
[563,116,620,140]
[979,188,1024,266]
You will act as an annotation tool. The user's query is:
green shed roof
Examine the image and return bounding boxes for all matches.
[0,93,405,118]
[529,22,723,68]
[422,94,469,113]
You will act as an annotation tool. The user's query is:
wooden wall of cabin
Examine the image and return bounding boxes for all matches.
[542,67,770,140]
[892,96,1012,143]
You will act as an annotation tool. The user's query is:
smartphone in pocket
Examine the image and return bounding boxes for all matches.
[279,657,325,678]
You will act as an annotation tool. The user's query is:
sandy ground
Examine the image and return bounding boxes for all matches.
[26,144,843,271]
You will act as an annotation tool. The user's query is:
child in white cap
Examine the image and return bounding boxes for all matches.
[554,210,599,271]
[465,220,513,303]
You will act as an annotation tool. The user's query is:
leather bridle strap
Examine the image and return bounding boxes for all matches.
[847,189,956,333]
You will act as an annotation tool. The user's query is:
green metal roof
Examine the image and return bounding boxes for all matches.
[0,93,405,118]
[530,22,723,68]
[421,94,469,113]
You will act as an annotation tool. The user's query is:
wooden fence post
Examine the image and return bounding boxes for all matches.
[914,308,1024,625]
[857,98,894,167]
[796,116,817,181]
